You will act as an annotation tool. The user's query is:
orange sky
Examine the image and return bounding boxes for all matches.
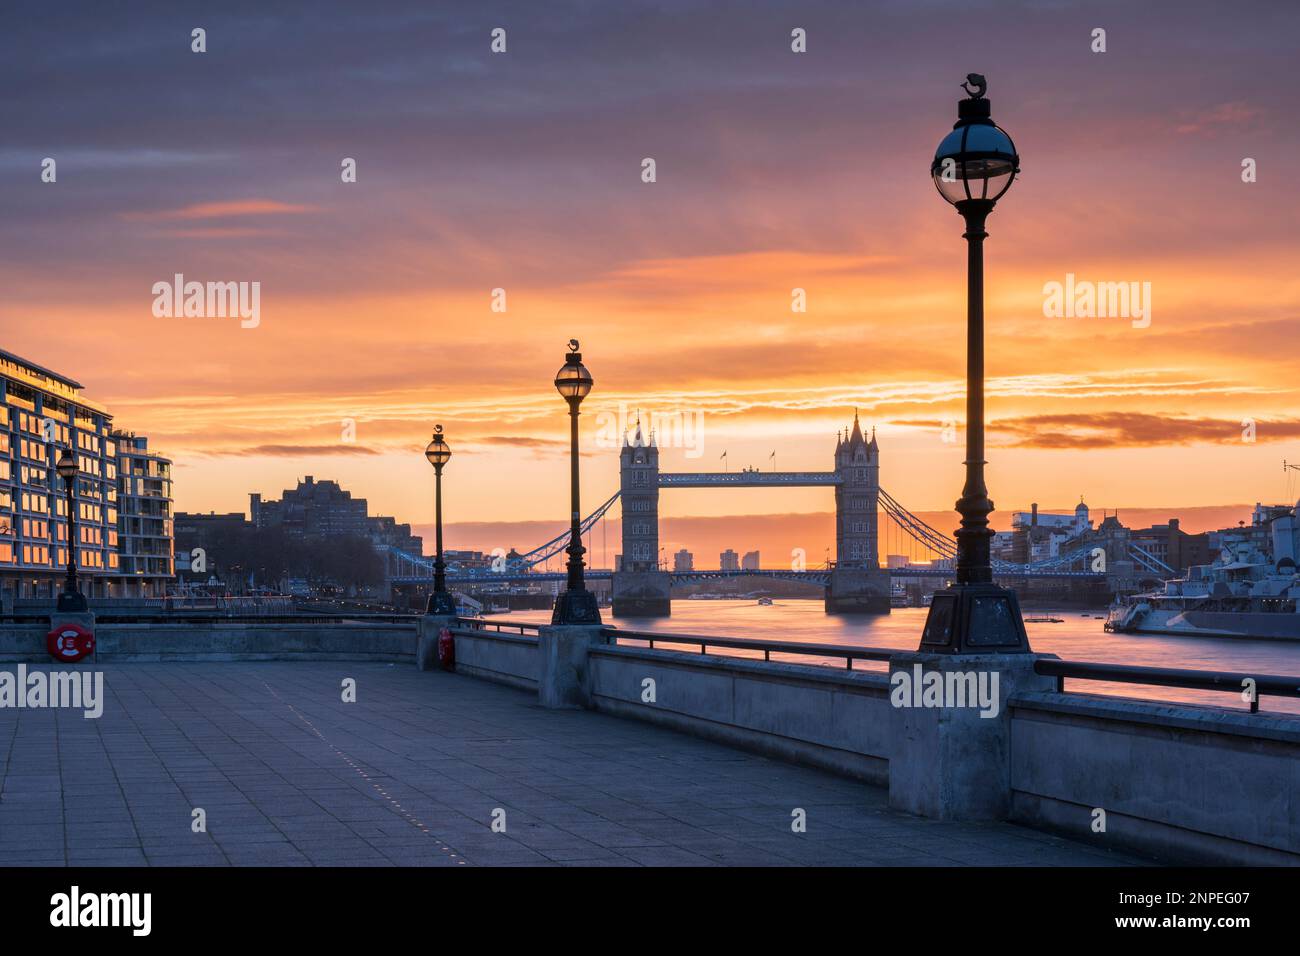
[3,2,1298,562]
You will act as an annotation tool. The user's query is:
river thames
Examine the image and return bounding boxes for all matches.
[504,599,1300,715]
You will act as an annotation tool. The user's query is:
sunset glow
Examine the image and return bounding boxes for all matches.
[4,1,1297,562]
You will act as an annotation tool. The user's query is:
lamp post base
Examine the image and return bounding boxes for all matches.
[56,590,88,613]
[919,581,1031,654]
[551,588,602,626]
[425,590,458,616]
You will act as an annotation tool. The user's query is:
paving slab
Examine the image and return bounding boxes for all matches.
[0,661,1149,867]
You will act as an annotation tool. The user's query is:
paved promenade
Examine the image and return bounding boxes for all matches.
[0,662,1146,866]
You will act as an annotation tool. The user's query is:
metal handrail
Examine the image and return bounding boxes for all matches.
[455,617,543,635]
[602,629,1300,710]
[1034,658,1300,714]
[601,627,893,671]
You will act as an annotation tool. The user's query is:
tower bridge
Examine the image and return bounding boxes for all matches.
[387,411,1119,609]
[614,412,888,616]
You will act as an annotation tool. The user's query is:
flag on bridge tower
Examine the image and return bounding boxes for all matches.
[720,450,727,472]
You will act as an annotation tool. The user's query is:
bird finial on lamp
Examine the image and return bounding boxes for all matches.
[961,73,987,98]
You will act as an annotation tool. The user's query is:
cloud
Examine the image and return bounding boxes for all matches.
[990,413,1300,449]
[4,0,1299,528]
[153,227,292,239]
[224,444,382,457]
[465,435,605,459]
[121,199,317,222]
[0,148,229,171]
[470,436,566,449]
[1175,101,1265,135]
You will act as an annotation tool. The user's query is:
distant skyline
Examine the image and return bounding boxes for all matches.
[4,0,1299,562]
[423,503,1257,570]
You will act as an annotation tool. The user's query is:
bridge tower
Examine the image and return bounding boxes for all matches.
[834,412,880,567]
[612,420,672,616]
[826,412,890,613]
[620,420,660,571]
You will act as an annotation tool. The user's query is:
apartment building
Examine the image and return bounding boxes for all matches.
[113,430,175,589]
[0,348,173,602]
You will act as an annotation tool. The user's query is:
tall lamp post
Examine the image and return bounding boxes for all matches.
[424,425,456,615]
[920,73,1030,654]
[56,449,88,612]
[551,339,601,625]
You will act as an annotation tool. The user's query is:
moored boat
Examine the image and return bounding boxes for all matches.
[1106,562,1300,641]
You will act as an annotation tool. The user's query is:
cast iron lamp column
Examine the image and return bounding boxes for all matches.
[424,425,456,615]
[56,449,88,612]
[919,74,1030,654]
[551,340,601,625]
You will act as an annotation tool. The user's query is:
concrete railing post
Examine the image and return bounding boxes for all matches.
[416,614,457,671]
[887,651,1057,821]
[537,624,606,708]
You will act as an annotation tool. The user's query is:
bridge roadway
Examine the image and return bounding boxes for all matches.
[657,471,839,487]
[0,661,1143,866]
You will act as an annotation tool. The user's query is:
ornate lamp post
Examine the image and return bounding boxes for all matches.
[920,74,1030,654]
[424,425,456,615]
[551,340,601,625]
[55,448,88,612]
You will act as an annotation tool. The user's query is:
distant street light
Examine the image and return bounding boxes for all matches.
[55,448,88,612]
[424,424,456,615]
[551,340,601,625]
[921,74,1030,654]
